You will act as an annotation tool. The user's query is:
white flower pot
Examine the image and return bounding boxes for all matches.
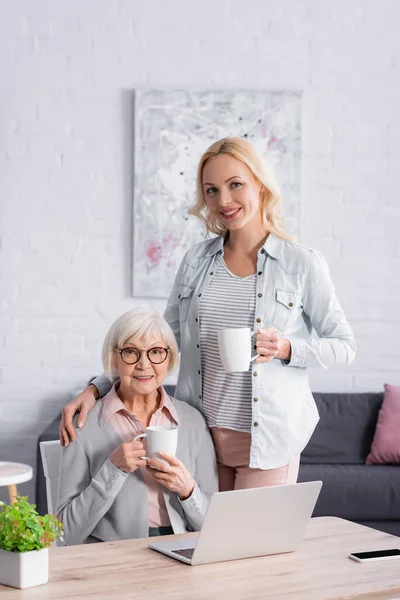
[0,547,49,589]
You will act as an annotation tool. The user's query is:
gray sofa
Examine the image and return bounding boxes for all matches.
[298,391,400,537]
[36,388,400,536]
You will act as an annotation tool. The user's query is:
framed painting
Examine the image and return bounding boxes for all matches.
[133,89,302,297]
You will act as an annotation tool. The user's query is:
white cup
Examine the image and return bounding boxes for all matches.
[217,327,259,373]
[132,426,178,461]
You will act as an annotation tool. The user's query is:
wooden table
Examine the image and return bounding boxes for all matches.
[0,462,33,504]
[1,517,399,599]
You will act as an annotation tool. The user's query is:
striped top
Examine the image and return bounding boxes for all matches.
[199,258,256,432]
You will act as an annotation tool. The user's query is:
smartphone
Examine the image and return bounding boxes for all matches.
[349,549,400,563]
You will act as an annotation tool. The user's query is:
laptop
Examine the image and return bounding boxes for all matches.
[148,480,322,565]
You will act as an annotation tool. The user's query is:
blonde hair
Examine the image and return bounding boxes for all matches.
[189,137,293,241]
[102,308,179,379]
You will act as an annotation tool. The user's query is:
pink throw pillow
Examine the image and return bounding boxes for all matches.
[366,384,400,465]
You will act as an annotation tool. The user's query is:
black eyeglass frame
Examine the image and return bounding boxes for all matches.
[115,346,170,365]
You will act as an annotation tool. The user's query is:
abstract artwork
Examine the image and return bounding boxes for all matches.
[133,89,302,297]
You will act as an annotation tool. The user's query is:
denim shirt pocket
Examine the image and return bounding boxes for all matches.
[272,289,302,332]
[178,283,195,324]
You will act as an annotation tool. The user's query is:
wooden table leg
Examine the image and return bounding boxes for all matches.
[8,484,17,504]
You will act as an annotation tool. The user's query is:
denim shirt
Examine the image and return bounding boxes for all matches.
[164,233,356,470]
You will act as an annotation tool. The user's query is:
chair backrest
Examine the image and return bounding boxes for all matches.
[39,440,62,515]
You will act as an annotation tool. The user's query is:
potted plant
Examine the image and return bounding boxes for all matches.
[0,495,63,589]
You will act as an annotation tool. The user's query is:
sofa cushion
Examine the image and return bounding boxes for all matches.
[298,463,400,521]
[366,384,400,465]
[301,393,384,464]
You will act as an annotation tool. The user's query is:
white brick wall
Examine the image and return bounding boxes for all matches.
[1,0,399,502]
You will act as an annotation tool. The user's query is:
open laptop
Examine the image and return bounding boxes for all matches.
[148,480,322,565]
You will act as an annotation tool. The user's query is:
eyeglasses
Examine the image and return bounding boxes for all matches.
[115,346,170,365]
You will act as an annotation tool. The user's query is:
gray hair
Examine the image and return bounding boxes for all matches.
[102,308,179,379]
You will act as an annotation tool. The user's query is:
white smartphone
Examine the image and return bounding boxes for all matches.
[349,548,400,563]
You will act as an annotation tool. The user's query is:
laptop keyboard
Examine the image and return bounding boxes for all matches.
[172,548,195,559]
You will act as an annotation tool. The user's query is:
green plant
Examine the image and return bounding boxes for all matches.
[0,496,63,552]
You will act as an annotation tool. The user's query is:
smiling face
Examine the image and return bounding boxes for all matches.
[202,154,263,233]
[114,335,170,397]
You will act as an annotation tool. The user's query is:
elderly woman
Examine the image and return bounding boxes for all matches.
[57,308,218,545]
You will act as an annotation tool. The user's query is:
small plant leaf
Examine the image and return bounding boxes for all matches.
[0,495,63,553]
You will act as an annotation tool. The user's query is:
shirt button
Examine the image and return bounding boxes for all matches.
[198,293,202,297]
[258,293,263,298]
[178,294,181,299]
[198,370,201,375]
[210,272,214,275]
[254,422,259,427]
[199,395,202,399]
[253,372,258,377]
[256,318,261,323]
[289,302,293,307]
[197,344,200,348]
[195,318,199,322]
[258,271,262,276]
[254,397,259,402]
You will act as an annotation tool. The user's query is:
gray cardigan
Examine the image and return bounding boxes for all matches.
[57,395,218,545]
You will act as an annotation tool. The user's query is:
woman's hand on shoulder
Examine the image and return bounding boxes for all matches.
[256,328,291,362]
[146,453,195,500]
[59,384,98,447]
[110,441,147,473]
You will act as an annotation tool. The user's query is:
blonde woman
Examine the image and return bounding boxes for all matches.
[60,137,355,492]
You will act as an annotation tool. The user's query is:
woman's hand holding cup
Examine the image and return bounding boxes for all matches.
[110,440,147,473]
[256,327,291,363]
[146,453,195,501]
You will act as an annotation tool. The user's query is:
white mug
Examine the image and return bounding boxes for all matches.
[217,327,259,373]
[133,426,178,461]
